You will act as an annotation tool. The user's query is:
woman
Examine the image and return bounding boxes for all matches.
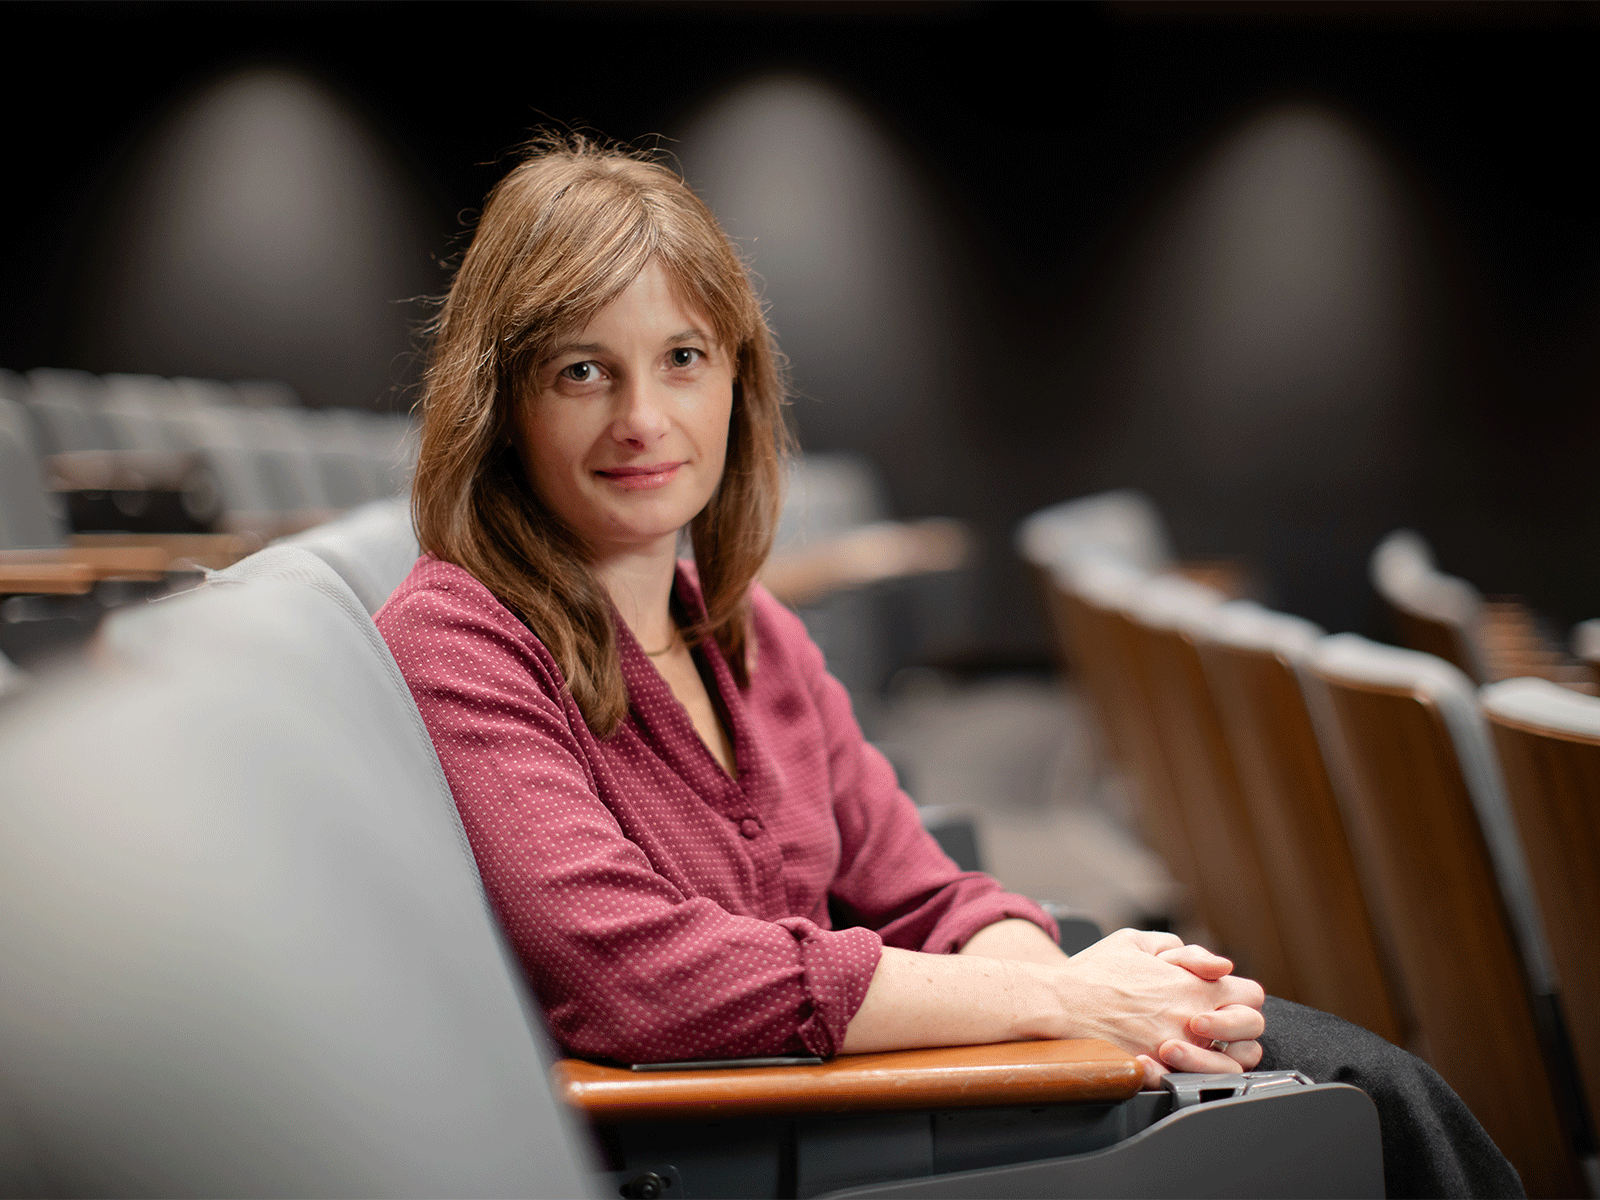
[377,138,1518,1197]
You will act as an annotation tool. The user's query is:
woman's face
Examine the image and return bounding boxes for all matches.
[517,260,735,561]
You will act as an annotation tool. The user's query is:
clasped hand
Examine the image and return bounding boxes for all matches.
[1066,928,1265,1088]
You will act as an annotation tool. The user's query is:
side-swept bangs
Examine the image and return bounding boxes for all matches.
[412,136,788,737]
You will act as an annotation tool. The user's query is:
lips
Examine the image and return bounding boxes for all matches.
[595,462,684,491]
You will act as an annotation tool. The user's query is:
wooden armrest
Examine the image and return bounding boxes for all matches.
[554,1039,1143,1122]
[760,519,974,608]
[68,531,265,571]
[2,545,173,574]
[0,561,98,595]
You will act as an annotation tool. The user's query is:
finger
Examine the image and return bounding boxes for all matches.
[1155,943,1234,981]
[1225,1039,1264,1070]
[1135,1053,1168,1090]
[1158,1038,1244,1075]
[1216,973,1267,1011]
[1190,1003,1265,1044]
[1116,927,1184,956]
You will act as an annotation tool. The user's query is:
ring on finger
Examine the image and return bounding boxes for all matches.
[1209,1040,1230,1053]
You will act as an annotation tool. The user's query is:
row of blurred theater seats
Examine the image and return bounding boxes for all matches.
[1,367,414,542]
[1016,490,1600,1197]
[0,367,416,674]
[1,365,976,700]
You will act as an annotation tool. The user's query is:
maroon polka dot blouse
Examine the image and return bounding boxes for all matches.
[377,555,1056,1064]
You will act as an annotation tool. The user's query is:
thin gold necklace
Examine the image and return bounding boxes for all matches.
[642,626,681,657]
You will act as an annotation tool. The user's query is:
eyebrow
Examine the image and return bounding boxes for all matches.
[541,341,607,363]
[541,329,716,364]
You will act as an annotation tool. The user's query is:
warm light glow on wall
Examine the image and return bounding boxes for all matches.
[1098,102,1426,627]
[87,68,431,409]
[1121,103,1419,487]
[676,74,962,492]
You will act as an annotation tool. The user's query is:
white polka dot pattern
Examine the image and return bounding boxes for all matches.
[375,556,1056,1064]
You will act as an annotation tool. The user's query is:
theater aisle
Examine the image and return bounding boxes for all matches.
[875,672,1179,937]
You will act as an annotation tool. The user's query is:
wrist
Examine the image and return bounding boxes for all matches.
[959,917,1068,965]
[1007,958,1083,1042]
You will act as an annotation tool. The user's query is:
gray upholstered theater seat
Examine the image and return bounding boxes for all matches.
[1015,489,1175,578]
[0,545,596,1198]
[278,495,422,614]
[0,393,67,550]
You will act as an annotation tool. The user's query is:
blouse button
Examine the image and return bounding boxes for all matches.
[739,818,762,839]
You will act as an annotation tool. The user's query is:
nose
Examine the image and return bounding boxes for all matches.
[608,375,671,448]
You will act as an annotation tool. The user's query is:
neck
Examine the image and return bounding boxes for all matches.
[592,533,683,652]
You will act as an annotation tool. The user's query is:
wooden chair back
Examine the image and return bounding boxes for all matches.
[1305,637,1582,1197]
[1194,606,1405,1045]
[1482,679,1600,1135]
[1121,582,1297,999]
[1051,560,1205,925]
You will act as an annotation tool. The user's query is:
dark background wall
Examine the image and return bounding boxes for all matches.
[5,1,1597,653]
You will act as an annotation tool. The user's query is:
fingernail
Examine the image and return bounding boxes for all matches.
[1193,1016,1212,1035]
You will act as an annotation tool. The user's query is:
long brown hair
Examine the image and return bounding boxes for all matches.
[413,135,789,737]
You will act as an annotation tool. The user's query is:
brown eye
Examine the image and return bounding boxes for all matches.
[561,361,600,383]
[669,347,702,368]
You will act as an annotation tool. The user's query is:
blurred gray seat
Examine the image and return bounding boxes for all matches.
[305,408,391,508]
[1018,492,1251,686]
[1573,618,1600,689]
[776,453,894,731]
[1369,530,1489,681]
[279,495,421,614]
[777,451,893,546]
[1372,530,1595,697]
[0,393,66,550]
[99,373,191,453]
[775,453,974,737]
[1015,489,1175,578]
[162,380,339,536]
[0,545,597,1198]
[21,368,117,455]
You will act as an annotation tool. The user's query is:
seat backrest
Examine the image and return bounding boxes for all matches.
[23,367,117,455]
[1481,678,1600,1133]
[1122,579,1298,1000]
[0,393,65,550]
[1015,489,1174,577]
[172,403,283,530]
[1304,634,1580,1196]
[302,409,388,509]
[1572,618,1600,690]
[279,496,421,614]
[1193,603,1405,1044]
[233,406,333,514]
[100,373,188,453]
[0,545,595,1197]
[1369,529,1488,682]
[776,452,892,548]
[1051,555,1205,935]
